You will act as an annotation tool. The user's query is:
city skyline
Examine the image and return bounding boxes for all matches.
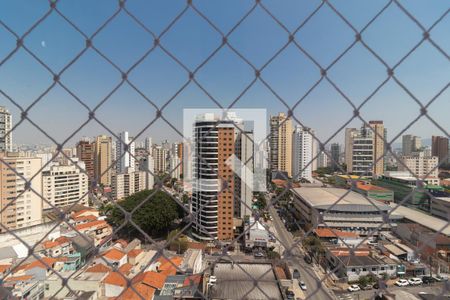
[0,1,449,146]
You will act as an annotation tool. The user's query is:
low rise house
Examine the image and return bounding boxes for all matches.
[325,246,398,282]
[74,220,112,246]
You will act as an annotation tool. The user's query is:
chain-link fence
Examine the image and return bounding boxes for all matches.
[0,0,449,299]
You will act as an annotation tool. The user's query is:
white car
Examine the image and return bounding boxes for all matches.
[408,278,423,285]
[299,281,307,290]
[395,279,409,287]
[347,284,360,292]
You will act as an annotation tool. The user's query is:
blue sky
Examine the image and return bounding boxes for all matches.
[0,0,449,148]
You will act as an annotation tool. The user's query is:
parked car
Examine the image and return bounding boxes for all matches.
[299,281,307,291]
[395,279,409,287]
[361,284,373,290]
[304,255,312,264]
[292,269,300,279]
[254,251,265,258]
[422,276,437,284]
[408,278,423,285]
[286,290,295,300]
[347,284,361,292]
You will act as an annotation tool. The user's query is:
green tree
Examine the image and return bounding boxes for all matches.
[254,192,267,209]
[107,190,181,238]
[167,229,188,254]
[267,250,280,260]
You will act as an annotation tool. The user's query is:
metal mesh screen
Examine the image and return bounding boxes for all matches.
[0,0,449,299]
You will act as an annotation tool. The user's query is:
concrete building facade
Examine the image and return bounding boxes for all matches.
[270,112,292,177]
[292,125,313,181]
[0,153,42,232]
[42,160,89,209]
[93,135,112,187]
[0,106,12,152]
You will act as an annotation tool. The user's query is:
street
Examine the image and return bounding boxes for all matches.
[269,205,336,300]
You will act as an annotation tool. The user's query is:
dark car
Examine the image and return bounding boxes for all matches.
[293,269,301,279]
[286,290,295,300]
[422,276,437,284]
[304,255,312,264]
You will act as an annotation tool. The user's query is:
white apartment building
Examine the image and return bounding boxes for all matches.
[142,155,154,190]
[116,131,135,173]
[169,156,181,180]
[398,151,439,178]
[152,145,168,174]
[0,153,42,232]
[112,170,146,200]
[0,106,12,152]
[42,160,89,209]
[292,125,313,181]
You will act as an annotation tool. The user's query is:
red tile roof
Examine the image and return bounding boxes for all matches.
[132,271,166,289]
[72,208,97,219]
[115,283,155,300]
[76,220,109,231]
[103,272,128,287]
[0,264,11,273]
[15,257,57,272]
[315,228,359,238]
[5,275,33,282]
[356,181,389,192]
[102,248,126,261]
[86,264,111,273]
[127,249,143,258]
[119,263,133,275]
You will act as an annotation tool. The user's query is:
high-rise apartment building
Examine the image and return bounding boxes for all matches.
[76,139,95,183]
[144,137,152,153]
[141,155,154,190]
[330,143,341,170]
[116,131,135,173]
[152,145,168,174]
[0,152,42,232]
[270,113,292,177]
[402,134,422,156]
[191,113,253,241]
[292,125,313,181]
[235,131,254,219]
[0,106,12,152]
[169,156,181,180]
[94,135,112,187]
[345,128,358,172]
[42,159,89,209]
[432,136,449,164]
[112,170,146,200]
[398,152,439,178]
[369,121,385,176]
[345,121,386,177]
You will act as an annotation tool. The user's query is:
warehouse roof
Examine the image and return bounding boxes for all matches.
[292,187,391,211]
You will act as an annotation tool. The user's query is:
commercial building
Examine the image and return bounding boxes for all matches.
[292,125,313,181]
[0,106,12,152]
[191,113,254,241]
[291,187,395,234]
[430,197,450,220]
[330,143,341,170]
[76,139,95,183]
[0,152,42,232]
[206,262,284,300]
[345,121,385,177]
[93,135,112,187]
[432,136,449,164]
[354,181,394,203]
[398,151,439,178]
[270,112,292,177]
[115,131,135,173]
[402,134,421,156]
[374,171,440,207]
[169,156,181,180]
[42,159,89,209]
[244,217,270,249]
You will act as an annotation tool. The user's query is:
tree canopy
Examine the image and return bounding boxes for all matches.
[106,190,182,238]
